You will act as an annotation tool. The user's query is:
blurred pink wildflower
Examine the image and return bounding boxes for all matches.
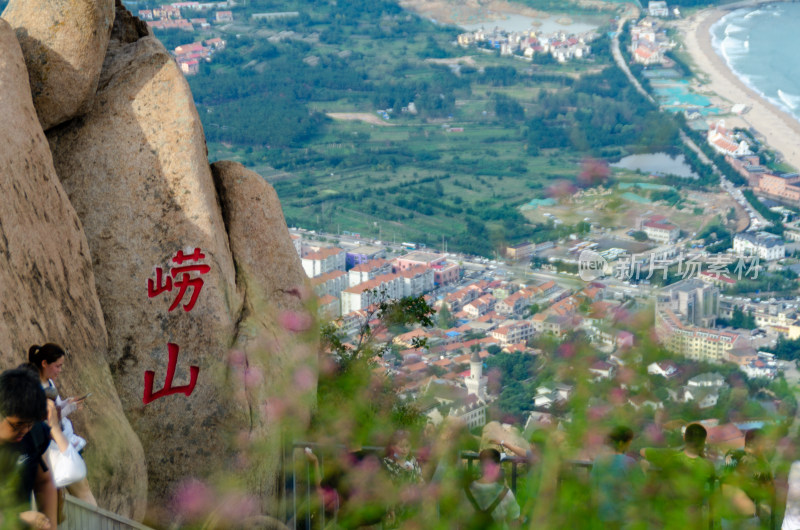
[279,310,313,332]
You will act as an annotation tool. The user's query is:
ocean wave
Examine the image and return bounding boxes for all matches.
[721,35,748,60]
[765,93,800,123]
[744,9,762,20]
[707,8,800,127]
[725,23,746,36]
[778,89,800,111]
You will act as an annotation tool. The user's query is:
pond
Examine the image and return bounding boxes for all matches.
[611,152,698,179]
[460,14,598,35]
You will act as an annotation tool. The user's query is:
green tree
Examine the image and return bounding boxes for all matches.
[316,294,435,439]
[437,302,456,329]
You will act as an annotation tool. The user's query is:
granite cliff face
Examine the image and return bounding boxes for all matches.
[2,0,115,131]
[212,161,318,512]
[0,18,147,518]
[0,1,315,522]
[46,13,247,505]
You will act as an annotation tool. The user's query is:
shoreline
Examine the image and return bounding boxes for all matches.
[676,2,800,172]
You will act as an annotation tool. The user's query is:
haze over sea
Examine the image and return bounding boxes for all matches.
[711,2,800,125]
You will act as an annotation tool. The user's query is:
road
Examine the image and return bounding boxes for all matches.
[610,14,654,104]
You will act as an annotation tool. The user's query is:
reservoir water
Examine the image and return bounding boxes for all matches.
[611,152,698,178]
[460,14,597,35]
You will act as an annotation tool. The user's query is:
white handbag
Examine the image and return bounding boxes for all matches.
[46,441,87,487]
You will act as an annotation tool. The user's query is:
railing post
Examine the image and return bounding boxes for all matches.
[320,452,326,529]
[306,453,311,530]
[511,461,518,494]
[292,446,297,530]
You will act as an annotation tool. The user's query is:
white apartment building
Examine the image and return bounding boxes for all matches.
[340,273,403,314]
[398,265,435,298]
[347,259,392,287]
[463,294,496,319]
[495,289,532,317]
[301,247,346,278]
[312,270,348,299]
[490,321,534,346]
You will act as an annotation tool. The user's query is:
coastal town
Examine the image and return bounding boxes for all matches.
[286,0,800,453]
[295,191,797,437]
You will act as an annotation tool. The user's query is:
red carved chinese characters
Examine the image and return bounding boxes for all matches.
[142,343,199,404]
[144,248,209,405]
[146,247,210,312]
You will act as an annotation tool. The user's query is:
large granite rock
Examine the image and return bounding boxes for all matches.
[46,18,245,506]
[1,0,114,130]
[211,161,318,512]
[0,19,147,519]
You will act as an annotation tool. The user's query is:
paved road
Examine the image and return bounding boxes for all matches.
[611,14,654,104]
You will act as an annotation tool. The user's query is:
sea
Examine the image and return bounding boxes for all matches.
[710,2,800,124]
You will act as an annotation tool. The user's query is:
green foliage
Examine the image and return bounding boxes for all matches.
[650,188,681,206]
[526,65,680,155]
[742,189,783,223]
[317,295,435,439]
[491,94,526,123]
[516,0,607,14]
[437,302,456,329]
[480,66,519,86]
[485,353,539,421]
[761,335,800,361]
[630,230,648,242]
[696,218,730,243]
[725,268,798,296]
[724,306,757,329]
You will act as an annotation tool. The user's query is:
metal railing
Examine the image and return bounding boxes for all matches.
[282,442,584,529]
[281,442,781,530]
[61,494,153,530]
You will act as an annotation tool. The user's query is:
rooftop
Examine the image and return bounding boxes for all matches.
[304,247,344,260]
[399,251,444,264]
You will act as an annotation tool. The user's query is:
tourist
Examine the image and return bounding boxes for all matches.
[720,428,775,529]
[0,368,57,529]
[383,430,423,485]
[382,430,423,527]
[315,441,392,528]
[640,423,716,529]
[590,425,644,529]
[489,436,537,464]
[28,344,95,506]
[463,448,520,530]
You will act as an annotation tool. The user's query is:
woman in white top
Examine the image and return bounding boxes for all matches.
[28,344,96,506]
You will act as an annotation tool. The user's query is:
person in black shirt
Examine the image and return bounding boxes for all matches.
[0,368,57,529]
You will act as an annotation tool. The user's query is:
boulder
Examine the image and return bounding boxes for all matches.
[0,19,146,519]
[1,0,114,130]
[46,19,245,507]
[211,161,318,512]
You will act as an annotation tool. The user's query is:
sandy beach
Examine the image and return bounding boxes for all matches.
[675,4,800,172]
